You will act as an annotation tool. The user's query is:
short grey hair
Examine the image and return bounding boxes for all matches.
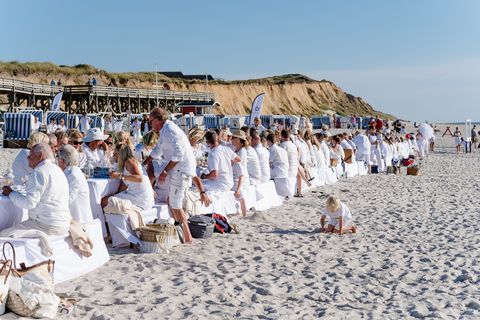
[57,144,79,167]
[31,142,55,161]
[48,133,57,146]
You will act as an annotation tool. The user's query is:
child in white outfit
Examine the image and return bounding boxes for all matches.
[320,195,357,234]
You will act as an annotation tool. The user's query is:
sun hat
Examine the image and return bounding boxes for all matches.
[84,128,108,143]
[224,128,233,136]
[231,129,247,141]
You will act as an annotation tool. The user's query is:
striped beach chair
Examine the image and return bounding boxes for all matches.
[90,115,105,130]
[3,113,34,148]
[67,114,79,130]
[203,114,219,129]
[20,109,44,123]
[46,111,68,127]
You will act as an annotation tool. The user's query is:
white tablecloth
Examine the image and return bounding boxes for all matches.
[87,178,121,236]
[0,195,27,231]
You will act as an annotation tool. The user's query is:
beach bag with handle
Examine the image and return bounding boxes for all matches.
[2,242,59,319]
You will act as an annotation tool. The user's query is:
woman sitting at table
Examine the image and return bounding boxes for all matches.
[68,130,88,169]
[101,143,154,211]
[188,127,208,162]
[57,144,93,223]
[12,132,50,185]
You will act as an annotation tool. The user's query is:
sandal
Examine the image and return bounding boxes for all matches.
[294,192,304,198]
[230,223,240,234]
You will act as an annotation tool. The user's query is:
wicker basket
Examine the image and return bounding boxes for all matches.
[137,224,179,253]
[407,166,420,176]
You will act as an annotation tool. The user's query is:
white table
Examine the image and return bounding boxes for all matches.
[87,178,121,236]
[0,195,27,231]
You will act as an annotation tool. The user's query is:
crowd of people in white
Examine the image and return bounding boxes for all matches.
[4,109,435,249]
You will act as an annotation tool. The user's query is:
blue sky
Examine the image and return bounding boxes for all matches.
[2,0,479,122]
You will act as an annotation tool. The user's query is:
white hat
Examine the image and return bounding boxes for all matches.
[84,128,108,143]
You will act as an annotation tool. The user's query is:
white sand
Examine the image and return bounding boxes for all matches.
[1,126,479,319]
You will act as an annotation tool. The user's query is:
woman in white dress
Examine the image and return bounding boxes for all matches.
[68,130,88,169]
[104,143,154,210]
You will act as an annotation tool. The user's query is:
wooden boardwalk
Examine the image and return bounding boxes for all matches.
[0,78,215,114]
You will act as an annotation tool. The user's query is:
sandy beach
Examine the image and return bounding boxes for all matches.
[1,127,479,319]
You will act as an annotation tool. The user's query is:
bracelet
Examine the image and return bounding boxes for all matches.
[200,191,206,194]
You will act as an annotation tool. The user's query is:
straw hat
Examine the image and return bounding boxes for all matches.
[231,129,247,141]
[84,128,108,143]
[188,127,205,141]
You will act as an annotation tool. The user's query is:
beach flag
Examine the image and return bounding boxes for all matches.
[51,92,63,111]
[248,93,265,126]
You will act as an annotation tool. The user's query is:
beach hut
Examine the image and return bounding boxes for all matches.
[67,114,79,129]
[311,115,331,129]
[46,111,68,127]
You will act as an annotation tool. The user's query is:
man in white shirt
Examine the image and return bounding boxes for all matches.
[2,143,71,253]
[79,112,92,133]
[57,144,93,223]
[252,117,267,134]
[245,144,262,185]
[147,107,196,244]
[201,131,239,192]
[251,132,270,183]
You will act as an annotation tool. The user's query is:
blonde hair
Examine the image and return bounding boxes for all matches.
[325,195,341,213]
[114,131,133,148]
[27,132,49,149]
[115,143,135,172]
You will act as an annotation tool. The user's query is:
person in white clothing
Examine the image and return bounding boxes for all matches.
[353,130,371,170]
[11,132,50,185]
[47,118,58,133]
[266,134,289,179]
[102,143,154,211]
[280,130,299,179]
[320,195,357,234]
[2,143,71,241]
[245,141,262,186]
[230,130,250,217]
[201,131,239,192]
[251,132,271,183]
[252,117,267,134]
[56,118,67,132]
[57,144,93,223]
[146,107,196,243]
[33,116,42,131]
[79,112,92,133]
[131,117,142,145]
[83,128,111,167]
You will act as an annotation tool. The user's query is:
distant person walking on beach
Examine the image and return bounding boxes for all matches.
[453,127,462,153]
[471,125,478,148]
[320,195,356,234]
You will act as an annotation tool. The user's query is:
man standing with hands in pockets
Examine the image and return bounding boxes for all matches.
[145,107,195,244]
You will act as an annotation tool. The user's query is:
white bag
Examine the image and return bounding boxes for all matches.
[3,242,60,319]
[0,259,12,315]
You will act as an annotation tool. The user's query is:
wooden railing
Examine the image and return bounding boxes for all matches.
[0,78,214,101]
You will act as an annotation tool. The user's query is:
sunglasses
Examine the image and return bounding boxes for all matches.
[104,140,113,145]
[72,140,83,145]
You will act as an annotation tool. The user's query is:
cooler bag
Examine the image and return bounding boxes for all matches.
[188,215,214,239]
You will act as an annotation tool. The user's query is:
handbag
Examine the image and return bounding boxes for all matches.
[0,259,12,315]
[2,242,59,319]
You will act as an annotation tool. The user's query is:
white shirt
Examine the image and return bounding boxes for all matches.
[150,120,196,177]
[233,147,249,187]
[79,116,92,133]
[83,143,108,167]
[254,144,271,183]
[295,139,310,165]
[12,149,31,185]
[205,144,237,192]
[57,124,67,132]
[245,146,262,185]
[340,140,352,150]
[280,140,298,178]
[64,166,93,223]
[9,159,71,229]
[253,124,267,133]
[322,202,352,228]
[269,144,289,179]
[47,123,57,133]
[320,141,331,167]
[353,134,371,156]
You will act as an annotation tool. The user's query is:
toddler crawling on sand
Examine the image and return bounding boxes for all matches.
[320,195,357,234]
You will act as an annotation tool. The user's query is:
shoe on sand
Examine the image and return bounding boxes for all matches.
[231,223,240,234]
